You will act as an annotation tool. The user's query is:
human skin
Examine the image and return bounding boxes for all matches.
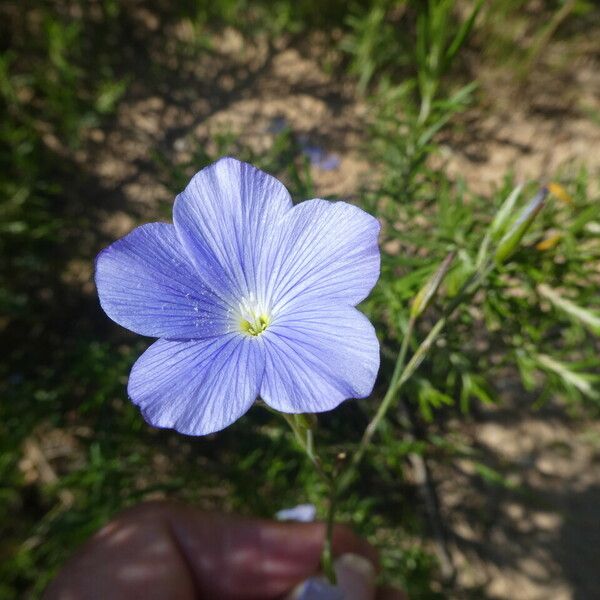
[43,502,406,600]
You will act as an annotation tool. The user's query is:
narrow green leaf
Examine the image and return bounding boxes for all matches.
[538,284,600,334]
[444,0,484,70]
[490,183,525,239]
[535,354,600,400]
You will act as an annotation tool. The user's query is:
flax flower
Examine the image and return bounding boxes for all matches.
[95,158,380,435]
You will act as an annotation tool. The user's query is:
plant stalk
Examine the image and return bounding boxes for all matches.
[338,263,491,496]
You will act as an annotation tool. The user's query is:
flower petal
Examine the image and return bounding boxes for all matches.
[260,303,379,413]
[95,223,230,339]
[128,335,265,435]
[263,199,380,313]
[173,157,293,301]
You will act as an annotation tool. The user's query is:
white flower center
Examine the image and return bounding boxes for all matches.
[236,294,271,337]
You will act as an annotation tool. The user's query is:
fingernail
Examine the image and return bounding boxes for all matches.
[335,553,376,600]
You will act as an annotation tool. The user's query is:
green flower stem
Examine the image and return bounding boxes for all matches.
[285,183,543,581]
[280,413,337,583]
[306,427,315,459]
[282,260,493,586]
[343,315,416,485]
[322,491,338,584]
[338,263,492,496]
[281,413,331,486]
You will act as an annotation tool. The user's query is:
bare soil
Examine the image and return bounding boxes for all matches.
[438,399,600,600]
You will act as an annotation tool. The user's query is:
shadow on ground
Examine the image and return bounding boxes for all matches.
[433,400,600,599]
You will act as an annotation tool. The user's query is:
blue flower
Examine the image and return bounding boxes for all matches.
[276,503,317,522]
[296,578,344,599]
[95,157,380,435]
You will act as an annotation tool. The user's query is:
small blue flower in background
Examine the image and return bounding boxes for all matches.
[297,135,341,171]
[267,117,341,171]
[95,157,380,435]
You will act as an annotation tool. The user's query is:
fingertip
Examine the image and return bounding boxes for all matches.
[335,553,376,600]
[331,524,379,571]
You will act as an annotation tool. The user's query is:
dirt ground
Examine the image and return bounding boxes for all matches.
[73,24,600,600]
[439,399,600,600]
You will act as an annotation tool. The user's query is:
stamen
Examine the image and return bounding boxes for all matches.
[240,314,270,336]
[236,293,271,336]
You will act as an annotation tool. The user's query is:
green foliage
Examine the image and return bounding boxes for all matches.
[477,0,597,72]
[365,167,600,420]
[0,1,128,325]
[153,126,315,205]
[353,0,600,424]
[177,0,356,36]
[341,1,409,94]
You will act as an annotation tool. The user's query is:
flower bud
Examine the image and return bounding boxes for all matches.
[494,187,548,264]
[410,251,455,318]
[293,413,318,430]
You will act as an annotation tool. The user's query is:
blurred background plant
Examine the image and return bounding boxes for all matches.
[1,1,599,598]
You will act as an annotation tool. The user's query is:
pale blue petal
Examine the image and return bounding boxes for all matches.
[275,504,317,522]
[173,157,293,302]
[297,579,344,600]
[95,223,231,338]
[128,335,265,435]
[95,223,230,339]
[260,303,379,413]
[262,199,380,313]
